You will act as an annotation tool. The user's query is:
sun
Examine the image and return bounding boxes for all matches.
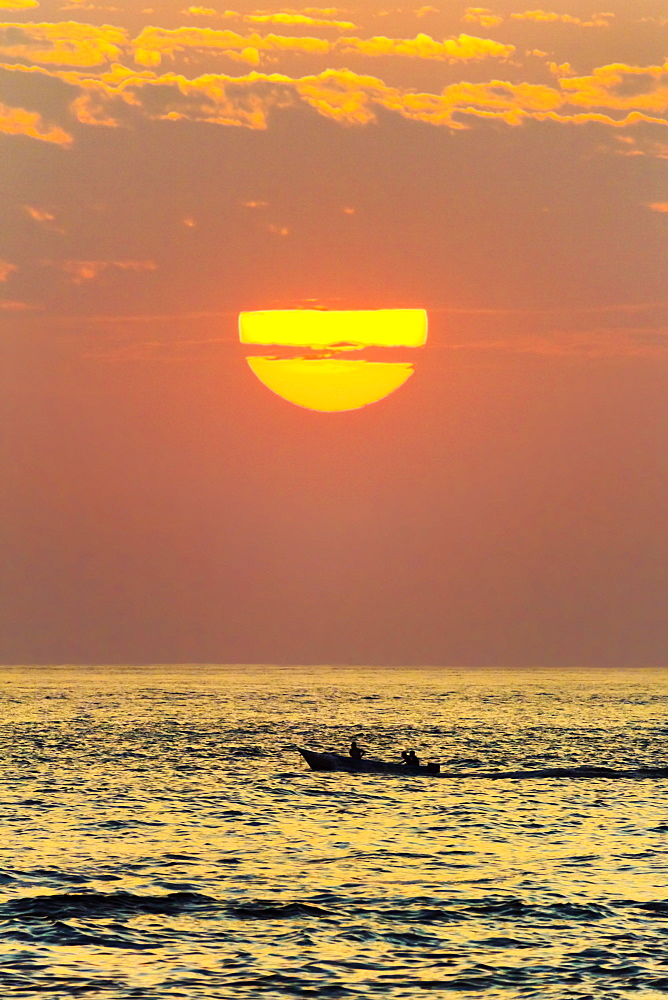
[246,357,416,412]
[240,309,428,412]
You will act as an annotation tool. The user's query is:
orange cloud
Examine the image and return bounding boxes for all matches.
[340,32,515,62]
[645,202,668,212]
[549,61,575,76]
[56,259,158,284]
[529,109,668,128]
[62,63,668,132]
[3,32,667,141]
[129,25,516,69]
[472,328,668,360]
[0,21,128,67]
[0,0,39,8]
[0,258,17,281]
[23,202,67,235]
[510,10,614,28]
[0,298,41,310]
[182,5,356,28]
[63,64,393,129]
[70,90,125,125]
[463,7,504,29]
[558,63,668,115]
[293,67,389,124]
[131,26,331,67]
[24,204,55,222]
[244,12,356,30]
[602,133,668,159]
[0,101,72,143]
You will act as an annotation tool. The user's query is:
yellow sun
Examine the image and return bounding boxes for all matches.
[247,357,415,412]
[240,309,427,412]
[240,309,428,349]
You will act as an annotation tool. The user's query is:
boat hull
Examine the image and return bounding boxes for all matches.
[297,747,439,777]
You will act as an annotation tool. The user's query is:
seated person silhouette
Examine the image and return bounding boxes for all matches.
[401,750,421,766]
[349,739,365,760]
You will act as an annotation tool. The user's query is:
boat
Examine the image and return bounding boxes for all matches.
[296,747,668,781]
[297,746,441,777]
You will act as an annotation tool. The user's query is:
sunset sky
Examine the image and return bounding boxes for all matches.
[1,0,667,666]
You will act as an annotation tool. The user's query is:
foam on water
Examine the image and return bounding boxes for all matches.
[1,665,667,998]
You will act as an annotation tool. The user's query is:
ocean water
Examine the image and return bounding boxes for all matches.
[1,664,667,999]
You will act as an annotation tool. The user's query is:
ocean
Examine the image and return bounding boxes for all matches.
[1,664,667,999]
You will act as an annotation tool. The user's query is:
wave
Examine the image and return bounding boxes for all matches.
[2,889,666,926]
[229,901,332,919]
[443,765,668,780]
[1,890,217,922]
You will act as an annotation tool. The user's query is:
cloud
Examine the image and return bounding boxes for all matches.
[339,32,515,62]
[244,12,356,30]
[129,25,514,70]
[0,0,39,9]
[24,204,56,222]
[0,298,41,310]
[36,64,402,129]
[463,7,504,29]
[1,20,666,141]
[54,259,158,284]
[558,62,668,115]
[611,134,668,159]
[645,202,668,212]
[23,203,67,233]
[482,328,668,360]
[510,10,614,28]
[70,89,124,125]
[25,61,668,133]
[0,258,17,281]
[181,6,356,27]
[131,26,330,67]
[0,20,128,67]
[0,100,72,142]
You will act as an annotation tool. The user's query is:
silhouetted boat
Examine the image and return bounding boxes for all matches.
[296,747,668,781]
[298,746,441,777]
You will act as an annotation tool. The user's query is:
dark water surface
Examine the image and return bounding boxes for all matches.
[1,665,667,998]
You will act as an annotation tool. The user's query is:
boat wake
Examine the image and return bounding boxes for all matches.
[446,765,668,780]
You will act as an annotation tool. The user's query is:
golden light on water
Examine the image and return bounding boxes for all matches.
[240,308,428,412]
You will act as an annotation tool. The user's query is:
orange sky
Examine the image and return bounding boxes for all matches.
[1,0,667,665]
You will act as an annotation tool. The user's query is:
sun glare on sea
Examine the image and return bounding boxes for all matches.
[239,309,428,412]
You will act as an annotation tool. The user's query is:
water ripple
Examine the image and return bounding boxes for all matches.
[1,665,667,998]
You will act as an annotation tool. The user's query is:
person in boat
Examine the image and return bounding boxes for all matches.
[349,738,365,760]
[401,750,421,766]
